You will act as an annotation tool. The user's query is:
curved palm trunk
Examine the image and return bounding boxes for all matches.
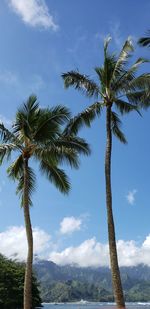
[105,106,125,308]
[23,157,33,309]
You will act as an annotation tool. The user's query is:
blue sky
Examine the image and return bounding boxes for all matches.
[0,0,150,267]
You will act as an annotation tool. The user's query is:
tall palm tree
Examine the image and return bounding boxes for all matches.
[62,37,150,308]
[0,95,90,309]
[138,30,150,47]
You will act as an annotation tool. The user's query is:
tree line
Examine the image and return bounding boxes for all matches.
[0,254,42,308]
[0,32,150,309]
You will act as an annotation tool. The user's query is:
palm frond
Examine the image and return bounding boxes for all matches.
[0,123,19,144]
[104,36,112,55]
[111,111,127,144]
[35,145,80,169]
[33,105,70,142]
[98,55,117,89]
[7,155,23,179]
[0,143,17,164]
[40,160,70,194]
[127,74,150,91]
[112,58,149,93]
[62,71,99,98]
[114,38,133,69]
[13,95,40,139]
[114,99,141,115]
[55,136,91,156]
[63,102,102,136]
[125,89,150,109]
[138,31,150,47]
[16,166,36,207]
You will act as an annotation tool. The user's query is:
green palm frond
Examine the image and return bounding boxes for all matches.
[104,36,112,54]
[14,95,40,139]
[35,145,79,169]
[127,74,150,91]
[40,160,70,194]
[16,166,36,207]
[138,31,150,47]
[62,71,99,97]
[56,136,91,156]
[130,57,149,69]
[33,105,70,142]
[100,54,117,89]
[113,58,149,93]
[63,102,102,136]
[0,123,19,144]
[113,38,133,71]
[114,99,141,115]
[0,143,18,164]
[7,155,23,179]
[111,111,127,144]
[125,89,150,109]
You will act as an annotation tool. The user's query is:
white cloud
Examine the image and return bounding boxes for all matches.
[49,238,109,267]
[8,0,58,30]
[0,226,51,261]
[0,69,46,96]
[0,179,6,194]
[110,21,123,48]
[49,236,150,267]
[0,70,18,85]
[60,216,82,235]
[0,114,12,127]
[2,226,150,268]
[95,22,123,49]
[28,74,45,92]
[126,189,137,205]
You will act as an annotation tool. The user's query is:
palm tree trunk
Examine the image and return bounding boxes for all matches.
[23,157,33,309]
[105,106,125,308]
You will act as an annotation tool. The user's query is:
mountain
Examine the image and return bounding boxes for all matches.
[34,260,150,302]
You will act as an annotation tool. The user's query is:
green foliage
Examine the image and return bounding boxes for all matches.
[138,30,150,47]
[0,254,42,308]
[40,280,114,303]
[34,260,150,303]
[0,95,90,202]
[62,37,150,143]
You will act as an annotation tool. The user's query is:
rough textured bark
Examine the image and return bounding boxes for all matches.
[23,157,33,309]
[105,106,125,308]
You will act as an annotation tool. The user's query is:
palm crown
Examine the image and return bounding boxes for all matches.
[0,95,90,204]
[62,37,150,141]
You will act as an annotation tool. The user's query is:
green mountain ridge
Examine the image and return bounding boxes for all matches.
[34,260,150,302]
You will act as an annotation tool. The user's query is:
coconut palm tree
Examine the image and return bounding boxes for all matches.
[0,95,90,309]
[62,37,150,308]
[138,30,150,47]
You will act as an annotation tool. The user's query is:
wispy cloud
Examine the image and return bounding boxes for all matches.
[28,74,46,92]
[0,70,46,95]
[0,179,6,193]
[0,114,12,127]
[8,0,58,30]
[0,70,18,85]
[60,216,82,235]
[95,21,136,50]
[110,21,123,48]
[126,189,137,205]
[67,35,87,55]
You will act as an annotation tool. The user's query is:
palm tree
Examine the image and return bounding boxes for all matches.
[62,37,150,308]
[138,30,150,47]
[0,95,90,309]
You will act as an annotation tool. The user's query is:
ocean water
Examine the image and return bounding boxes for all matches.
[42,303,150,309]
